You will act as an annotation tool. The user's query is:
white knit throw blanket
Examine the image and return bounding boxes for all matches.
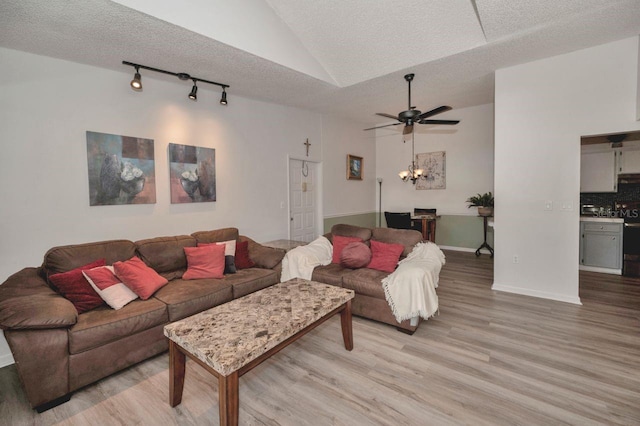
[382,242,446,323]
[280,236,333,282]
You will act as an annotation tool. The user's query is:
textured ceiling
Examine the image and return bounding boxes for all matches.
[1,0,639,132]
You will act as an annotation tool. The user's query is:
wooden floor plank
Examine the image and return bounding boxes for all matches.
[1,249,639,425]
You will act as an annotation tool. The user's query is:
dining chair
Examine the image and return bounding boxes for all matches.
[384,212,412,229]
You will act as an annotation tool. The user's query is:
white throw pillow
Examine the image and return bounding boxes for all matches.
[82,265,138,310]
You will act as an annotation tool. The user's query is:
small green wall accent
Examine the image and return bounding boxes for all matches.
[324,213,492,251]
[323,212,377,233]
[434,215,494,250]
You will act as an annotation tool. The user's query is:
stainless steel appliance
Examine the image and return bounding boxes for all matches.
[615,201,640,277]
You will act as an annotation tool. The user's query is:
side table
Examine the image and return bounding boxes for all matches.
[263,239,307,252]
[475,216,494,258]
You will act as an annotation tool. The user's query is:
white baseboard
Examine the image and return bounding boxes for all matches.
[0,353,14,368]
[579,265,622,275]
[491,282,582,305]
[439,245,492,255]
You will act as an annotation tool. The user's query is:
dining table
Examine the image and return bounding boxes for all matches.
[411,214,438,242]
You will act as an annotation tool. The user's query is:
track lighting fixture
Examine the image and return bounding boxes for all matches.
[220,88,227,106]
[188,80,198,101]
[130,66,142,91]
[123,61,229,105]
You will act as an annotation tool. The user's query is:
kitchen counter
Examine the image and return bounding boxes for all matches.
[580,216,624,223]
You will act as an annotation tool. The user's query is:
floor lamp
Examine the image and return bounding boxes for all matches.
[377,178,383,227]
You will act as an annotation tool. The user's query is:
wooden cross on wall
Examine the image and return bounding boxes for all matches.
[303,138,311,157]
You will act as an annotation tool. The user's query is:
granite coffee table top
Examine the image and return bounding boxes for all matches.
[163,278,354,376]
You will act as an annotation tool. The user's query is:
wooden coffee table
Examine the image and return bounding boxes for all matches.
[163,278,355,426]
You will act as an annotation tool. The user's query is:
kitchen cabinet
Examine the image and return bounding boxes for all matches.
[580,221,623,270]
[580,150,617,193]
[618,148,640,173]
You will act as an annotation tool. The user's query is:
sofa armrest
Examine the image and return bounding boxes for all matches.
[0,267,77,330]
[239,236,286,269]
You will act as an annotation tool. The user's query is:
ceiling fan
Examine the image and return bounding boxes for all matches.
[364,73,460,135]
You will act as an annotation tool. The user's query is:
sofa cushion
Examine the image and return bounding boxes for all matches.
[235,240,255,269]
[113,257,169,300]
[311,263,349,287]
[42,240,136,277]
[183,245,225,280]
[153,278,234,322]
[342,268,389,299]
[49,259,106,314]
[331,235,362,264]
[371,227,422,257]
[192,228,239,244]
[135,235,196,273]
[83,266,138,310]
[340,241,372,269]
[239,236,285,269]
[367,240,404,273]
[68,298,168,354]
[199,241,237,274]
[330,224,372,243]
[226,268,279,298]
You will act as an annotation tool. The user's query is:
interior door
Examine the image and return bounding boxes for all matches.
[289,159,317,242]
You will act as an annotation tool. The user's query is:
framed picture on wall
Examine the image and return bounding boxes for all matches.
[169,143,216,203]
[86,131,156,206]
[347,154,363,180]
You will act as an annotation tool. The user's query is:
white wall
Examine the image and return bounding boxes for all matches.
[0,48,371,366]
[494,37,640,304]
[322,115,377,218]
[375,103,494,214]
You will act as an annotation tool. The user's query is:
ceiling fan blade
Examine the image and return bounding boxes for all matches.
[417,106,452,120]
[375,113,399,120]
[363,122,403,131]
[403,124,413,135]
[418,119,460,125]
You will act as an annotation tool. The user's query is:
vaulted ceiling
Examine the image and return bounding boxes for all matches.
[1,0,639,129]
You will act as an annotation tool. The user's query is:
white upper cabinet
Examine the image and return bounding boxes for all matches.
[580,150,617,193]
[619,147,640,173]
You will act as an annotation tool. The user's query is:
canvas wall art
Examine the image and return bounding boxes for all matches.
[416,151,446,190]
[347,154,363,180]
[86,131,156,205]
[169,143,216,203]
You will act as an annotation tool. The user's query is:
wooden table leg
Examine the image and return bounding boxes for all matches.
[340,300,353,351]
[219,372,239,426]
[421,218,428,240]
[169,340,186,407]
[429,220,436,242]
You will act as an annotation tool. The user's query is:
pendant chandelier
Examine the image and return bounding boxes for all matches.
[398,131,427,184]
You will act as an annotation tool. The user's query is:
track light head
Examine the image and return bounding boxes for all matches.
[220,88,227,105]
[130,66,142,91]
[188,81,198,101]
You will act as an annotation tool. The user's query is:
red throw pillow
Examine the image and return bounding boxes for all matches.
[113,257,168,300]
[331,235,363,264]
[49,259,106,314]
[367,240,404,273]
[235,240,255,269]
[198,240,236,274]
[340,241,372,269]
[183,245,225,280]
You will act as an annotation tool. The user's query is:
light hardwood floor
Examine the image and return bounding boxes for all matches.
[1,250,639,425]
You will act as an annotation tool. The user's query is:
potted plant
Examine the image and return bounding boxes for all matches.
[466,192,494,216]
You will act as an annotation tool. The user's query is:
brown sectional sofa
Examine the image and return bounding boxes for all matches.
[0,227,285,412]
[0,224,429,413]
[313,224,424,335]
